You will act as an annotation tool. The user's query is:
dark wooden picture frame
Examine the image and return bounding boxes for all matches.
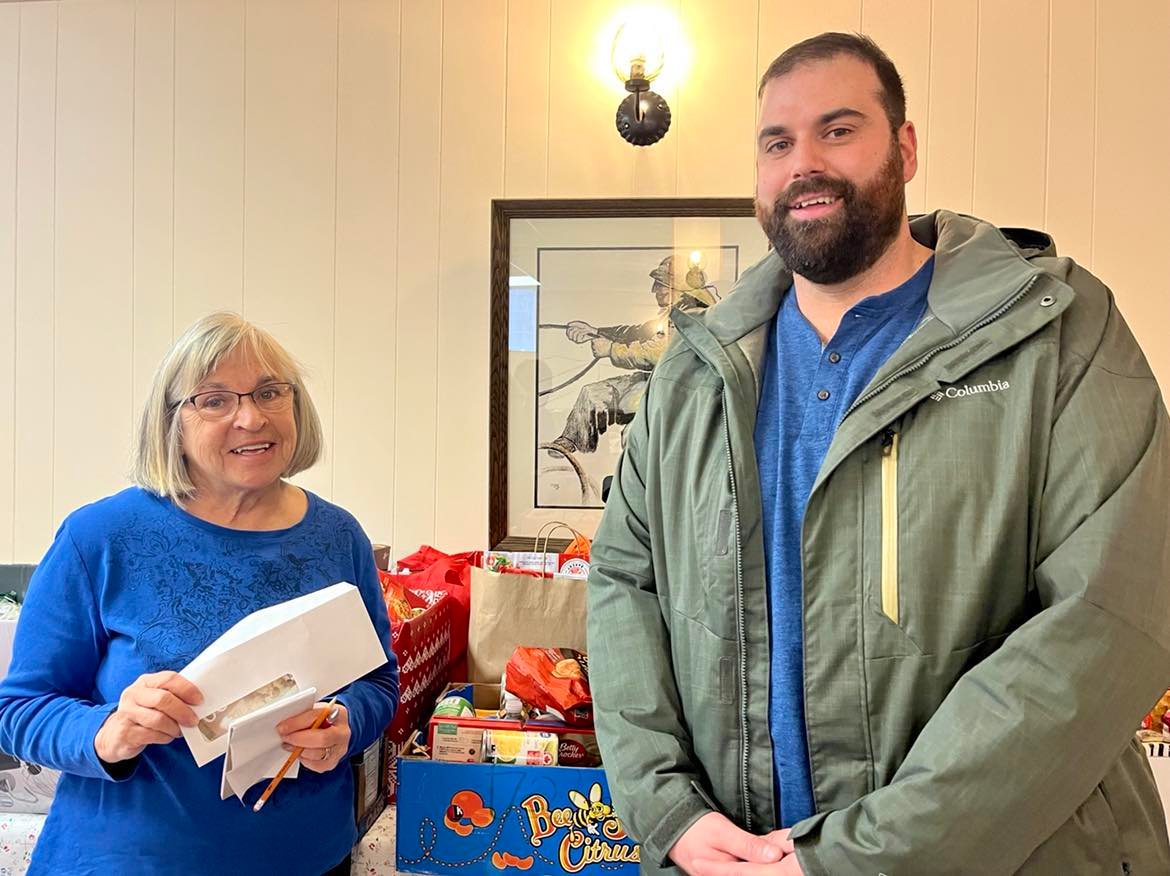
[489,197,757,548]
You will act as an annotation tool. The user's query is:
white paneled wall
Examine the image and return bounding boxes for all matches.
[1,0,1168,562]
[10,3,58,563]
[0,9,16,563]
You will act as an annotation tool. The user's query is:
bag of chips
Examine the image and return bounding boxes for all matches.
[504,647,592,728]
[378,570,427,623]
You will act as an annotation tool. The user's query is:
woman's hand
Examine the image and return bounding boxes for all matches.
[277,702,351,773]
[94,671,203,764]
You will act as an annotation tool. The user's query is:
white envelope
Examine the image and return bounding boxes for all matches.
[220,686,318,803]
[180,582,386,767]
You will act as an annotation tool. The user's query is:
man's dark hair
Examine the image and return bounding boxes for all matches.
[758,32,906,131]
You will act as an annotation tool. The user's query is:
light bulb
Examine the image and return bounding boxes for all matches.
[611,17,666,84]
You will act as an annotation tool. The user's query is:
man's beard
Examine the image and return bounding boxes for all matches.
[756,143,906,285]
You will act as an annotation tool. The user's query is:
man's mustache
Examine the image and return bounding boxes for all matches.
[775,178,853,212]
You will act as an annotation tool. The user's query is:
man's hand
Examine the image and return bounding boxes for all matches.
[688,827,802,876]
[669,813,791,875]
[94,671,203,764]
[761,829,795,857]
[590,337,614,358]
[566,320,598,343]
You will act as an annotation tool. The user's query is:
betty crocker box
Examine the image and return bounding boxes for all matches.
[396,684,640,876]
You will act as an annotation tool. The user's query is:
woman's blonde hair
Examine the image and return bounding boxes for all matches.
[131,311,323,498]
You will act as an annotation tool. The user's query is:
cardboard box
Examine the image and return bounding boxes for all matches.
[352,736,386,838]
[372,544,392,572]
[426,697,522,754]
[396,684,640,876]
[0,615,61,814]
[396,758,640,876]
[433,721,488,763]
[533,725,601,769]
[483,551,590,580]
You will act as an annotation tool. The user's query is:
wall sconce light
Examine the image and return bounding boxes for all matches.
[611,19,671,147]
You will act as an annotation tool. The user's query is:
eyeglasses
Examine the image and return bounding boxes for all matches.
[175,382,296,421]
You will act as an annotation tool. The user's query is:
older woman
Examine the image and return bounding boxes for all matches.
[0,312,398,875]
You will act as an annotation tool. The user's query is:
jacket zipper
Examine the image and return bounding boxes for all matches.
[841,275,1042,422]
[880,429,900,623]
[722,401,752,830]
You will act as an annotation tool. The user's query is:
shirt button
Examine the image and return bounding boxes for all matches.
[817,389,831,401]
[828,351,841,364]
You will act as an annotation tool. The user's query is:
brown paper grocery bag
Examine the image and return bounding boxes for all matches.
[467,565,588,683]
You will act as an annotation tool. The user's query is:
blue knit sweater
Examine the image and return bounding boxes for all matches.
[0,487,398,875]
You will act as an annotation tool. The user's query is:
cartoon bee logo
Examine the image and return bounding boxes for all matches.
[567,782,614,835]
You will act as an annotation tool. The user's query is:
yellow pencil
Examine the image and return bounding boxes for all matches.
[252,696,339,813]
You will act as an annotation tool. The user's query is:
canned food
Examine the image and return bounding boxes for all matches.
[483,730,558,766]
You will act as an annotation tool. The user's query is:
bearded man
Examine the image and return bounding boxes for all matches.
[588,31,1170,876]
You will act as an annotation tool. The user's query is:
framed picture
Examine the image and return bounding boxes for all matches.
[489,198,766,547]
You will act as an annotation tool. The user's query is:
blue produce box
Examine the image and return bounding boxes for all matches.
[396,758,641,875]
[395,683,641,876]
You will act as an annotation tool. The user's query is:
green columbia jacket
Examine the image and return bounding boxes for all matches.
[587,211,1170,875]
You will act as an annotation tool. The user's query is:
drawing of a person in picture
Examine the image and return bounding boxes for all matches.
[544,254,719,459]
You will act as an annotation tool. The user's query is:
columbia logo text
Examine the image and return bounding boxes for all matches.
[930,379,1011,401]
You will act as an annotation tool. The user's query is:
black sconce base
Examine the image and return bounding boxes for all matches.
[615,91,672,146]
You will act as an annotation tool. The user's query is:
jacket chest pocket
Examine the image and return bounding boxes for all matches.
[878,428,900,625]
[861,427,925,657]
[860,414,1034,658]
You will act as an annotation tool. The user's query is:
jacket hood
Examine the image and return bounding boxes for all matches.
[673,210,1058,395]
[689,211,1055,339]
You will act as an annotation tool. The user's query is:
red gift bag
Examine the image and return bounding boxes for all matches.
[385,546,477,663]
[381,586,453,802]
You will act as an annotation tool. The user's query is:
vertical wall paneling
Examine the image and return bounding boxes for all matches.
[1044,0,1094,268]
[173,0,244,331]
[503,0,550,198]
[132,0,175,422]
[332,0,401,544]
[676,0,757,197]
[1093,0,1170,387]
[53,0,135,521]
[861,0,932,215]
[971,0,1049,228]
[923,0,977,212]
[243,0,339,500]
[392,0,444,552]
[630,0,680,198]
[630,100,678,196]
[757,0,862,77]
[433,0,508,547]
[12,3,56,562]
[546,0,633,197]
[0,8,18,561]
